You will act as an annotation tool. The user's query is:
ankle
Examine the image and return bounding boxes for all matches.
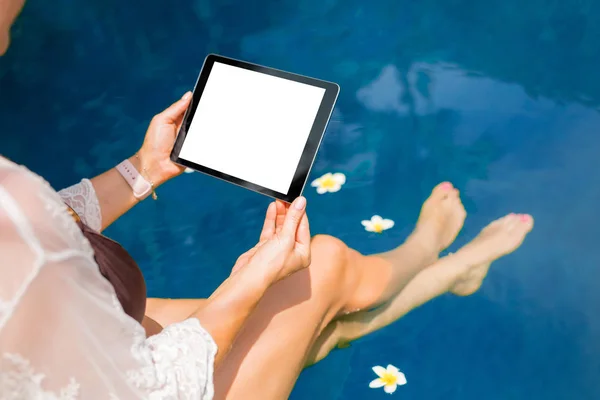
[403,231,439,264]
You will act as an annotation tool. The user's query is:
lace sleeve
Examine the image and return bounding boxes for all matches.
[0,158,217,399]
[58,179,102,232]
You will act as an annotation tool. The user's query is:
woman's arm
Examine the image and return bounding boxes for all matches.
[192,264,271,365]
[140,201,311,366]
[141,275,270,346]
[62,92,192,232]
[87,155,145,230]
[190,198,311,366]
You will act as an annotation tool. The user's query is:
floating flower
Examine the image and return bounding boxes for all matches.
[369,364,406,394]
[311,172,346,194]
[184,167,195,174]
[361,215,394,233]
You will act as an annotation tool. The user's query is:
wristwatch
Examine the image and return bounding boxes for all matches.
[116,159,154,200]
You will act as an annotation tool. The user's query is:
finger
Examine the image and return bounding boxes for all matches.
[274,200,287,234]
[157,91,192,123]
[259,202,277,242]
[281,196,307,238]
[295,213,312,266]
[296,212,311,248]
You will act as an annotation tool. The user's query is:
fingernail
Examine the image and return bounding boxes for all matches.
[520,214,530,222]
[441,182,452,190]
[182,91,192,100]
[294,196,306,210]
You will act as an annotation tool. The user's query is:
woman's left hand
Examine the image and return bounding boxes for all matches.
[136,92,192,187]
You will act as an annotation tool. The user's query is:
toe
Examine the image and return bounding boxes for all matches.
[450,194,466,213]
[453,189,463,202]
[431,181,454,198]
[506,214,522,230]
[518,214,534,232]
[498,214,515,226]
[480,215,506,234]
[486,214,516,231]
[449,188,460,199]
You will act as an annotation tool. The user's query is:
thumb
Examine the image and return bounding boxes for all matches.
[281,196,307,238]
[158,91,192,122]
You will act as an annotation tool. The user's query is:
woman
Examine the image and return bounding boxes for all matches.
[0,1,534,399]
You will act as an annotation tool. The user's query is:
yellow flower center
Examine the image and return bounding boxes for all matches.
[373,222,383,233]
[380,372,397,386]
[320,176,337,189]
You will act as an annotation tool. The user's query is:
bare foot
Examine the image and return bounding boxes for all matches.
[450,213,534,296]
[412,182,467,254]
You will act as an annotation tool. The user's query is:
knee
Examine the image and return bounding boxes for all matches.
[310,235,351,281]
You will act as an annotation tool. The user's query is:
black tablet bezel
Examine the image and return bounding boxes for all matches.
[170,54,339,203]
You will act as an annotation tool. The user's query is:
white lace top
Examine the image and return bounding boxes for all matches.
[58,179,102,232]
[0,157,217,399]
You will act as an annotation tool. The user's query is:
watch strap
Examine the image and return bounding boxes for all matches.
[116,159,153,200]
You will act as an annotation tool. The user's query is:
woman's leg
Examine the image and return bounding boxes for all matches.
[145,182,462,327]
[213,184,466,399]
[145,298,205,328]
[143,298,206,336]
[306,213,534,365]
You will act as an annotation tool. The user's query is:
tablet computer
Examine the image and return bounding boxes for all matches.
[171,54,339,203]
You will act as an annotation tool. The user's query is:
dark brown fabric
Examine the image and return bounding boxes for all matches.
[75,220,147,323]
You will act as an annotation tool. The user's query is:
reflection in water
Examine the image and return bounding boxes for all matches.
[357,65,409,114]
[1,0,600,398]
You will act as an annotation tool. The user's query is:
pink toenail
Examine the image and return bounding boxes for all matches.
[440,182,452,190]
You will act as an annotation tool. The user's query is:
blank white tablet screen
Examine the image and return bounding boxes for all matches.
[179,62,326,194]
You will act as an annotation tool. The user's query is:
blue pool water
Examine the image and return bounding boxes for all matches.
[2,1,600,398]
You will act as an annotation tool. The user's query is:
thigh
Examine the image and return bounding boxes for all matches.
[145,298,207,328]
[214,235,358,400]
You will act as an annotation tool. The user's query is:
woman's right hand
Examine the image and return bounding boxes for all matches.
[193,197,310,365]
[231,197,311,284]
